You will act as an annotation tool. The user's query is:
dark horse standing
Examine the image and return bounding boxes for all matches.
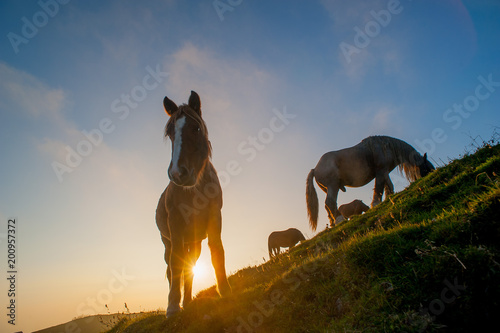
[306,136,434,230]
[155,91,231,317]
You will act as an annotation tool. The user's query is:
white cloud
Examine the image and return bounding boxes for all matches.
[0,62,158,190]
[0,62,86,164]
[162,43,283,142]
[0,62,66,119]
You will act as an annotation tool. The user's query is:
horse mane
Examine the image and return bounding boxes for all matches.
[362,136,422,182]
[164,104,212,158]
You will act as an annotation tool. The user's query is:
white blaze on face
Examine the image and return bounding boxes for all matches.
[171,116,186,175]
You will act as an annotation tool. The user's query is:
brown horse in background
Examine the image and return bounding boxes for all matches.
[306,136,435,230]
[268,228,306,259]
[155,91,231,317]
[338,199,369,219]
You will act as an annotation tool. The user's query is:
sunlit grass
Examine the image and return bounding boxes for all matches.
[109,141,500,333]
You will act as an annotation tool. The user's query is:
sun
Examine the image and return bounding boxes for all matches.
[192,262,207,279]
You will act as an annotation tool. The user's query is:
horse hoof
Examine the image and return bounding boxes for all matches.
[218,282,232,297]
[166,305,182,318]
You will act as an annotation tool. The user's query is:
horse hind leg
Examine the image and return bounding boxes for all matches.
[208,213,231,297]
[325,186,344,226]
[208,237,231,296]
[372,174,385,207]
[183,241,201,308]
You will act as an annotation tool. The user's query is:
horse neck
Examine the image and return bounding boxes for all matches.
[195,161,219,189]
[366,136,422,181]
[382,137,421,166]
[392,141,422,181]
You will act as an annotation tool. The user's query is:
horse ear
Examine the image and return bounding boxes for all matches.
[188,90,201,114]
[163,96,178,116]
[423,153,428,161]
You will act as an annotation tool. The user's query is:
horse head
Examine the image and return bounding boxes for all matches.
[357,200,370,213]
[418,153,435,177]
[163,91,211,186]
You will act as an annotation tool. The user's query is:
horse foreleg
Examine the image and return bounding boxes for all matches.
[208,213,231,297]
[372,174,385,207]
[325,187,343,226]
[384,174,394,199]
[166,237,184,318]
[161,236,172,286]
[183,241,201,308]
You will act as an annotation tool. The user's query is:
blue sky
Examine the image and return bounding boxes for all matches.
[0,0,499,331]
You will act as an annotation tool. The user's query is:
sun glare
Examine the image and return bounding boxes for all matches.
[192,262,207,278]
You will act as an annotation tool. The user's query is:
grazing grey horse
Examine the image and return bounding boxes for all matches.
[156,91,231,318]
[268,228,306,259]
[338,199,370,219]
[306,136,434,230]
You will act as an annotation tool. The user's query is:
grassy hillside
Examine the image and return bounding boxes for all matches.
[33,313,142,333]
[110,141,500,333]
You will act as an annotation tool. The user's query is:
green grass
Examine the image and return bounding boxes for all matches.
[109,142,500,332]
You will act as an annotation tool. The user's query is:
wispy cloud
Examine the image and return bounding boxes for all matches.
[321,0,386,30]
[0,62,66,120]
[323,0,408,82]
[163,42,284,146]
[0,61,157,188]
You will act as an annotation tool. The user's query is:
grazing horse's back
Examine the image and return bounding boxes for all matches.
[306,136,434,230]
[268,228,306,259]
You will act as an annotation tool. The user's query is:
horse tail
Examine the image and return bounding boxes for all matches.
[306,169,319,231]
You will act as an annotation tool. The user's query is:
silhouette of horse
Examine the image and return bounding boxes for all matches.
[268,228,306,259]
[338,199,370,219]
[155,91,231,317]
[306,135,434,230]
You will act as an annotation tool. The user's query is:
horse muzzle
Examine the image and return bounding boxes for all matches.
[168,165,196,186]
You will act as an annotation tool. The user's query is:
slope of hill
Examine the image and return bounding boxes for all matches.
[33,313,142,333]
[109,142,500,333]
